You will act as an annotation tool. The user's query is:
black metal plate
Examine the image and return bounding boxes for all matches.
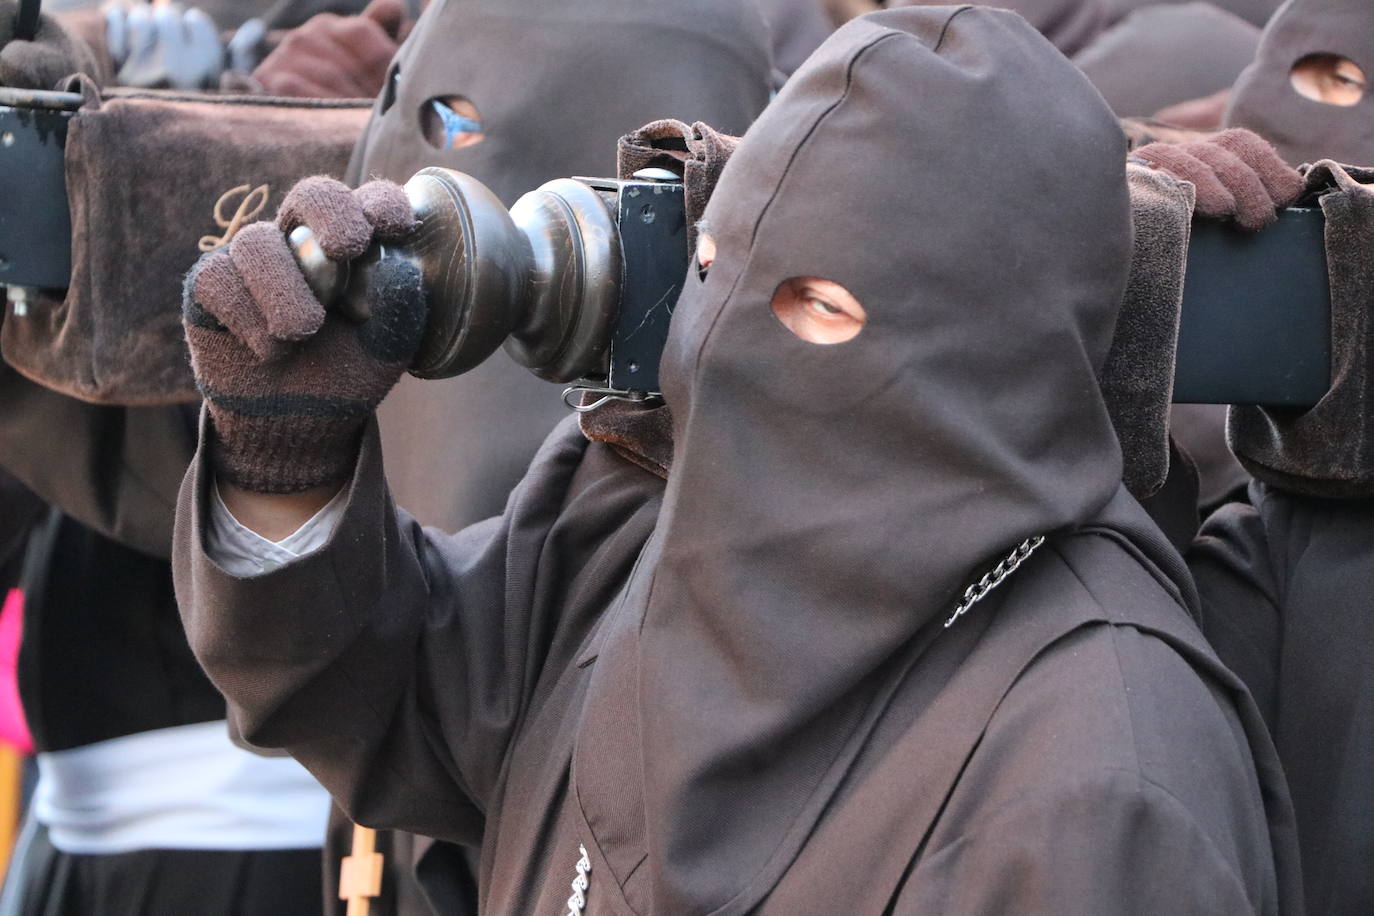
[608,180,687,394]
[0,98,74,290]
[1175,207,1331,407]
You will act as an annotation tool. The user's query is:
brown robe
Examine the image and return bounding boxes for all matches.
[1193,487,1372,916]
[175,8,1300,913]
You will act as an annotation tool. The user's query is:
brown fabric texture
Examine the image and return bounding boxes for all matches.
[1098,0,1282,29]
[754,0,833,77]
[577,400,673,480]
[0,362,194,558]
[0,0,109,88]
[888,0,1109,55]
[0,90,370,406]
[355,0,772,532]
[1229,161,1374,497]
[1193,485,1374,915]
[1101,163,1195,499]
[173,9,1300,915]
[1071,2,1259,119]
[1225,0,1374,168]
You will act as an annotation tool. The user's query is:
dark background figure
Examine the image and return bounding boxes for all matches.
[754,0,833,79]
[1187,3,1374,912]
[1225,0,1374,167]
[1072,2,1259,120]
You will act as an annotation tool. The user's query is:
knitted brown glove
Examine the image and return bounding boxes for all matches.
[1132,128,1305,231]
[0,0,105,89]
[183,177,423,494]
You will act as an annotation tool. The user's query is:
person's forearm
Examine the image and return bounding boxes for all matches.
[216,479,340,541]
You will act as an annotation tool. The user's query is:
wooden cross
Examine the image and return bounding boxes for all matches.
[339,825,385,916]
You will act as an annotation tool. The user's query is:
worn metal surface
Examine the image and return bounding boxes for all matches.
[0,100,74,290]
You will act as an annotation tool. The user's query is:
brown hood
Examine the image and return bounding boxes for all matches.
[347,0,773,200]
[890,0,1110,55]
[573,7,1135,913]
[1099,0,1282,28]
[754,0,834,77]
[1225,0,1374,166]
[1073,2,1260,118]
[353,0,774,529]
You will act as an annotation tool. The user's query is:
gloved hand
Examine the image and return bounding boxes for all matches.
[183,177,425,494]
[0,0,104,89]
[105,0,223,90]
[1132,128,1304,231]
[252,0,405,99]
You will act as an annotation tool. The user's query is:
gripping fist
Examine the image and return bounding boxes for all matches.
[1132,128,1305,231]
[183,177,425,494]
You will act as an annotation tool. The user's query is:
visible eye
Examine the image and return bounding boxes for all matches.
[1291,54,1367,107]
[805,295,844,317]
[771,277,866,344]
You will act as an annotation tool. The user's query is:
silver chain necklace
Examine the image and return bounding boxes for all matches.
[564,536,1045,912]
[944,536,1046,628]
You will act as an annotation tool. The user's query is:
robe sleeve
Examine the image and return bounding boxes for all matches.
[173,410,605,847]
[892,773,1262,915]
[0,363,194,558]
[1188,496,1282,730]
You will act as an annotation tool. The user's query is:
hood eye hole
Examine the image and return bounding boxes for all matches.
[421,95,485,150]
[1290,54,1366,107]
[770,277,866,345]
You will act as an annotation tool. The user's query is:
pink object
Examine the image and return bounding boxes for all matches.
[0,591,32,755]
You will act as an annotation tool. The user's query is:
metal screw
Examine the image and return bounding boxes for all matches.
[640,204,656,224]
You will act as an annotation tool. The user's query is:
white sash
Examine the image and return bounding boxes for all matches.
[35,720,330,854]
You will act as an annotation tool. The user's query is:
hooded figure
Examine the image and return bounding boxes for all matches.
[1225,0,1374,167]
[889,0,1109,55]
[348,0,772,531]
[175,6,1300,914]
[1072,2,1260,119]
